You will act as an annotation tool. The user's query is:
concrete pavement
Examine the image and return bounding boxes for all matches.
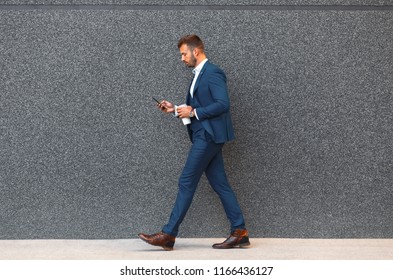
[1,238,392,260]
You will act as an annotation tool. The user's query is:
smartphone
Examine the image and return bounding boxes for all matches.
[152,97,161,104]
[152,97,166,108]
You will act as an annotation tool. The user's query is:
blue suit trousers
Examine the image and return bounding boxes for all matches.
[162,131,246,237]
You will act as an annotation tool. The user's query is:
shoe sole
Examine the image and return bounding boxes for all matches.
[235,241,251,248]
[162,245,174,251]
[213,241,251,249]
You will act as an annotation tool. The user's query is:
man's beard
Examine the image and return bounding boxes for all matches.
[186,55,197,68]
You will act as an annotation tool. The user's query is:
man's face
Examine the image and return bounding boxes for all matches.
[179,44,197,68]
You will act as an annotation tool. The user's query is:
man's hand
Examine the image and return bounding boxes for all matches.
[157,100,175,114]
[177,106,193,119]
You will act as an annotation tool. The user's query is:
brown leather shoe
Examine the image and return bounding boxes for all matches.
[212,229,250,249]
[138,231,175,251]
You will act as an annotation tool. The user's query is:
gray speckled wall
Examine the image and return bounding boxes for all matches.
[0,1,392,239]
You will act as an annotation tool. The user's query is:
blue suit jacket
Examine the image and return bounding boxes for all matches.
[186,61,235,144]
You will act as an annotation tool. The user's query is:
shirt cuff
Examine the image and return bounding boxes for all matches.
[173,105,178,117]
[194,109,199,120]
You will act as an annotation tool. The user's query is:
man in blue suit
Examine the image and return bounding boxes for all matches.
[138,35,249,250]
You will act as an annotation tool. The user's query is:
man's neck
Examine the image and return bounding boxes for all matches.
[195,55,207,68]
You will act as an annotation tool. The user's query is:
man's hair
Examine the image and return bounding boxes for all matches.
[177,34,204,52]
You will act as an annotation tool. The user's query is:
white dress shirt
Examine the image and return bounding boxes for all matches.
[190,58,208,98]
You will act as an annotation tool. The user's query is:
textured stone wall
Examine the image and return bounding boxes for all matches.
[1,1,392,239]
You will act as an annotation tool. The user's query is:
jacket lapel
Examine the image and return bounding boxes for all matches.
[192,61,209,97]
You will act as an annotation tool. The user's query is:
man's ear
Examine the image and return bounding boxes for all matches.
[193,47,200,57]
